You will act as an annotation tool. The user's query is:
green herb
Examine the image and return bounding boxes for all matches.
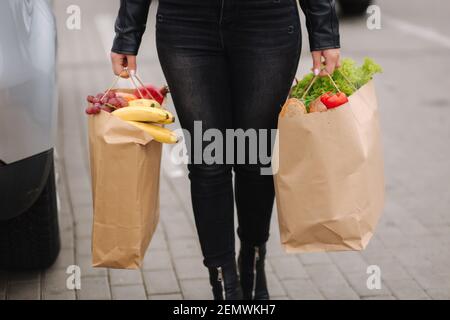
[290,58,382,108]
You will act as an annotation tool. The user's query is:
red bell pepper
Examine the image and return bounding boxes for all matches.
[320,92,333,106]
[320,92,348,109]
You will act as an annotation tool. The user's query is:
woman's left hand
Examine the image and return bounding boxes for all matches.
[311,49,341,76]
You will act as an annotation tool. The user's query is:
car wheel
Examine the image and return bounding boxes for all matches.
[339,0,372,15]
[0,160,60,270]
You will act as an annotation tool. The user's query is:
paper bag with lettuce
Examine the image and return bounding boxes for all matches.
[273,58,385,252]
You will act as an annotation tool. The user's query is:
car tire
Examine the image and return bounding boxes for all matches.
[339,0,372,15]
[0,161,60,270]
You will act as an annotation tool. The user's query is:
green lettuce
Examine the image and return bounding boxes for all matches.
[290,58,382,110]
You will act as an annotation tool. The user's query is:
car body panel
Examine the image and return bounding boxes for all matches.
[0,0,57,164]
[0,149,53,220]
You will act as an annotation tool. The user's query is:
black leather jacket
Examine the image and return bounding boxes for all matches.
[112,0,340,55]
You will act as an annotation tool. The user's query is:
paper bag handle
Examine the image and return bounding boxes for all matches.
[298,67,358,101]
[299,73,339,100]
[101,68,157,101]
[335,68,359,92]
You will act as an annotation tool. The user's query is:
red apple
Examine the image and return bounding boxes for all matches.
[134,85,168,104]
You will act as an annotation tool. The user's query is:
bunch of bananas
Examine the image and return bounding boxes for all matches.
[112,99,178,144]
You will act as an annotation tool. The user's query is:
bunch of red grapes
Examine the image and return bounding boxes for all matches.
[86,91,128,115]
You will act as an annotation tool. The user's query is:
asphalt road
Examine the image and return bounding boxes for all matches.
[2,0,450,300]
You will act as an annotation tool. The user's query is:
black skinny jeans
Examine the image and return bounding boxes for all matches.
[156,0,301,267]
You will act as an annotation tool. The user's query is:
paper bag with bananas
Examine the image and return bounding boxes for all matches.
[273,58,385,253]
[87,73,177,269]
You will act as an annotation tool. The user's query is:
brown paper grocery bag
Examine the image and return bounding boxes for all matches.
[88,107,162,269]
[273,81,385,252]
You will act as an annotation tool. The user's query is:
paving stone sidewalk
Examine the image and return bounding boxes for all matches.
[1,0,450,300]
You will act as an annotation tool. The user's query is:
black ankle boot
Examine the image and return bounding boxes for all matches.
[208,260,243,300]
[208,267,224,300]
[238,242,269,300]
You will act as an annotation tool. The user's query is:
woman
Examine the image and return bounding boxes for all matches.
[111,0,340,300]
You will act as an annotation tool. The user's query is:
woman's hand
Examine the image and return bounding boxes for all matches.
[111,52,137,78]
[311,48,341,76]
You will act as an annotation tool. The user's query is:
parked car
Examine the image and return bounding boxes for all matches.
[0,0,60,270]
[339,0,373,15]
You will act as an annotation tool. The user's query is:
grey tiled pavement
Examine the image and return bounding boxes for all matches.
[1,0,450,300]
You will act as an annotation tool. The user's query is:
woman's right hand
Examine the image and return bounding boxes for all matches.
[111,52,137,78]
